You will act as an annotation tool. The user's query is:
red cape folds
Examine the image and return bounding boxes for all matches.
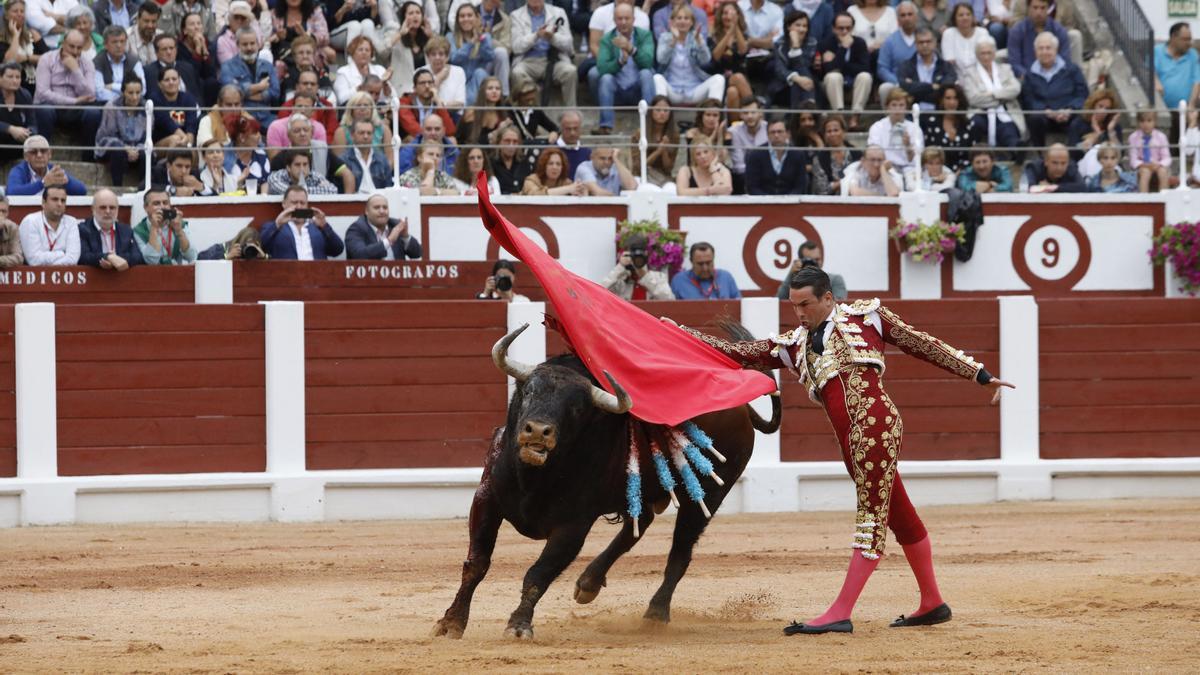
[475,173,777,425]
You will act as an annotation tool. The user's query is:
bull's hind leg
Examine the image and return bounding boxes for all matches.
[434,491,503,639]
[506,519,593,639]
[574,511,657,604]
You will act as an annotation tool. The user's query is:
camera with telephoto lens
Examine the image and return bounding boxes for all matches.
[242,243,267,259]
[800,257,821,268]
[495,275,513,292]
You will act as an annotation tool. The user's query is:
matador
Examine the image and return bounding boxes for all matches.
[682,266,1014,635]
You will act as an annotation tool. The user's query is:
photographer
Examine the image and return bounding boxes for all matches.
[133,187,198,265]
[602,233,673,301]
[476,259,530,303]
[198,227,270,261]
[259,185,346,260]
[776,242,847,300]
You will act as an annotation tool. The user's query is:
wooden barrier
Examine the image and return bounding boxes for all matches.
[54,304,266,475]
[0,306,13,477]
[0,266,194,304]
[1038,299,1200,459]
[234,261,548,302]
[778,299,1001,462]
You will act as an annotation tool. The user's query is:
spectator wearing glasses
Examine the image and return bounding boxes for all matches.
[398,68,457,140]
[7,135,88,196]
[892,27,955,113]
[819,12,872,130]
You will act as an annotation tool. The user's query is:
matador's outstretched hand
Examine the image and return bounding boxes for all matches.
[985,379,1016,405]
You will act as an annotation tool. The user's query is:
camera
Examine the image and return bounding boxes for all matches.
[242,243,267,259]
[292,208,315,219]
[800,257,821,268]
[628,247,648,271]
[160,208,177,222]
[495,275,513,292]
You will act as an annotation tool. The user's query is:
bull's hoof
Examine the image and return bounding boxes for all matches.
[504,622,534,640]
[433,618,465,639]
[574,576,605,604]
[643,605,671,624]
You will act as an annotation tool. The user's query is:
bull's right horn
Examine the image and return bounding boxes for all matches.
[591,371,633,414]
[492,323,536,382]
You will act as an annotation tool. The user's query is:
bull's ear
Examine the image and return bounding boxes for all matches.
[493,323,536,381]
[591,371,632,414]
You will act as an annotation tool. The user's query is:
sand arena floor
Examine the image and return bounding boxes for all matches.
[1,498,1197,673]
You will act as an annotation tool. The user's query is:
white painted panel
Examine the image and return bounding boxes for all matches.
[797,477,856,511]
[1052,474,1200,500]
[429,216,493,260]
[75,488,272,524]
[184,217,254,255]
[1074,216,1155,291]
[677,216,762,290]
[543,217,618,283]
[0,495,19,527]
[902,475,998,505]
[324,485,476,520]
[952,215,1031,291]
[809,217,891,291]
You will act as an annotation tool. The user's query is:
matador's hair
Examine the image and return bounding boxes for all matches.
[789,265,832,298]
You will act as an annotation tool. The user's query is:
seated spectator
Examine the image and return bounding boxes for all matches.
[78,187,143,269]
[68,7,102,61]
[508,80,560,143]
[280,67,339,139]
[2,0,49,94]
[603,233,674,301]
[1085,143,1136,193]
[345,193,423,260]
[940,2,985,75]
[521,146,584,195]
[197,226,269,260]
[280,36,335,103]
[449,4,498,106]
[423,36,467,115]
[896,28,956,112]
[1127,110,1171,193]
[384,0,433,97]
[398,69,457,139]
[745,117,808,195]
[491,125,532,194]
[0,195,23,267]
[270,0,335,71]
[268,113,338,188]
[775,244,847,300]
[397,140,459,195]
[737,0,784,89]
[396,113,459,174]
[670,242,741,300]
[876,2,917,105]
[630,95,679,188]
[267,148,338,195]
[134,187,198,264]
[510,0,576,107]
[161,0,216,42]
[553,110,588,178]
[178,10,221,103]
[584,0,649,85]
[652,0,708,46]
[1067,88,1121,169]
[260,185,345,260]
[126,2,160,65]
[197,84,249,147]
[921,84,975,171]
[336,91,392,158]
[819,12,872,129]
[919,146,956,190]
[92,0,141,37]
[1007,0,1072,80]
[453,145,501,195]
[984,0,1013,48]
[93,25,146,106]
[144,33,201,100]
[199,138,240,194]
[334,36,386,105]
[915,0,950,36]
[150,67,201,149]
[957,146,1012,192]
[151,148,206,196]
[7,135,87,196]
[219,27,279,126]
[1019,31,1087,150]
[709,2,752,118]
[843,144,902,196]
[215,1,270,66]
[683,99,731,167]
[19,184,80,265]
[341,119,394,191]
[476,259,530,302]
[328,0,384,56]
[653,5,725,106]
[960,36,1022,156]
[267,95,327,159]
[768,9,818,108]
[34,29,103,159]
[675,139,733,196]
[729,97,767,194]
[849,0,898,67]
[811,113,859,194]
[224,115,271,194]
[0,63,36,164]
[791,101,825,148]
[576,146,638,196]
[470,0,512,96]
[456,76,508,146]
[590,2,655,134]
[1022,143,1086,192]
[1155,22,1199,143]
[867,88,924,185]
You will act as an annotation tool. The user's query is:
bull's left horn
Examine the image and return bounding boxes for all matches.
[492,323,536,382]
[591,371,633,414]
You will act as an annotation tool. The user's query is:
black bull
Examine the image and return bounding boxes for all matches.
[434,323,781,639]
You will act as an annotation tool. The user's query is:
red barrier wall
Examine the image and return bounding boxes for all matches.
[55,305,266,475]
[0,266,193,304]
[304,300,508,469]
[1038,299,1200,459]
[779,299,1001,462]
[0,306,14,477]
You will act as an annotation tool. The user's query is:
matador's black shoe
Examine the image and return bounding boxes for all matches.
[889,603,952,627]
[783,619,853,635]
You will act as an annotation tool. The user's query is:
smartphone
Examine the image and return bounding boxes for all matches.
[292,208,315,219]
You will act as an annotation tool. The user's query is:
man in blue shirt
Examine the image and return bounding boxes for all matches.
[1155,22,1200,141]
[1006,0,1071,79]
[876,1,918,106]
[219,28,279,127]
[671,242,742,300]
[575,146,638,195]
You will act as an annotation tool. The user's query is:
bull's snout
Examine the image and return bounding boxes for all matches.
[517,420,557,466]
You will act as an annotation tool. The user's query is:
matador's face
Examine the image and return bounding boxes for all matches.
[789,286,835,331]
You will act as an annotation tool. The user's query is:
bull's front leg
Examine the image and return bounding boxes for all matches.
[506,519,594,639]
[434,488,503,639]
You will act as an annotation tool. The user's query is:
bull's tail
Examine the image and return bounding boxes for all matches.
[716,318,783,434]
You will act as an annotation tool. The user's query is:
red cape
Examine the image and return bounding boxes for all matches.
[476,174,777,425]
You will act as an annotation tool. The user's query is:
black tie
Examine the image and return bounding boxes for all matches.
[810,321,830,355]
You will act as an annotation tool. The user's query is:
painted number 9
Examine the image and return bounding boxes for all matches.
[774,239,792,270]
[1022,225,1079,282]
[1042,238,1059,268]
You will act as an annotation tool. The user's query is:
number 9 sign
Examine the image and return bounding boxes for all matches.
[1011,218,1092,291]
[743,220,823,293]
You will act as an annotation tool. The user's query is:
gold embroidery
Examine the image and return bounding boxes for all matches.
[840,298,881,316]
[877,305,984,381]
[680,326,777,362]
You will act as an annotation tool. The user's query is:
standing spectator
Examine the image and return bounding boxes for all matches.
[809,114,861,195]
[94,0,144,35]
[396,112,458,174]
[78,187,143,269]
[1020,31,1086,151]
[1066,88,1121,168]
[161,0,216,40]
[737,0,784,87]
[768,9,818,108]
[198,137,240,193]
[915,0,950,40]
[144,34,201,100]
[220,28,279,126]
[709,2,752,118]
[398,69,457,139]
[867,88,923,184]
[34,29,103,159]
[511,0,576,107]
[940,2,985,75]
[848,0,898,67]
[19,184,80,266]
[0,63,36,164]
[1154,22,1200,144]
[1,0,49,94]
[449,4,498,106]
[260,185,345,260]
[575,146,638,195]
[345,193,422,260]
[956,145,1012,192]
[270,0,335,70]
[0,195,24,267]
[603,233,674,301]
[921,84,975,171]
[7,135,87,196]
[491,125,531,194]
[591,2,655,135]
[225,115,271,193]
[93,25,145,104]
[134,188,198,264]
[397,139,459,194]
[328,0,383,55]
[332,35,386,104]
[1128,110,1171,194]
[452,145,502,195]
[521,146,584,195]
[152,148,206,196]
[197,83,249,147]
[745,117,809,195]
[126,2,160,65]
[384,1,433,97]
[1085,143,1136,193]
[424,35,467,114]
[819,12,872,129]
[675,139,732,196]
[95,78,147,188]
[341,118,394,191]
[631,94,679,188]
[729,97,767,194]
[1021,142,1087,192]
[919,146,956,189]
[960,35,1022,154]
[266,148,338,194]
[653,6,725,106]
[670,242,740,300]
[876,1,918,105]
[1006,0,1070,80]
[844,144,902,195]
[896,28,956,112]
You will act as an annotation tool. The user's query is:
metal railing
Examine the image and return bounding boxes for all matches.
[1093,0,1155,103]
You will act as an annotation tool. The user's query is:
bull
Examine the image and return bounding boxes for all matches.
[434,322,780,639]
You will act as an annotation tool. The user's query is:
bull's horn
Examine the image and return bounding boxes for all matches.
[492,323,536,382]
[591,371,633,414]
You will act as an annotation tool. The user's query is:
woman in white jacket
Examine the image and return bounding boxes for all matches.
[959,35,1024,155]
